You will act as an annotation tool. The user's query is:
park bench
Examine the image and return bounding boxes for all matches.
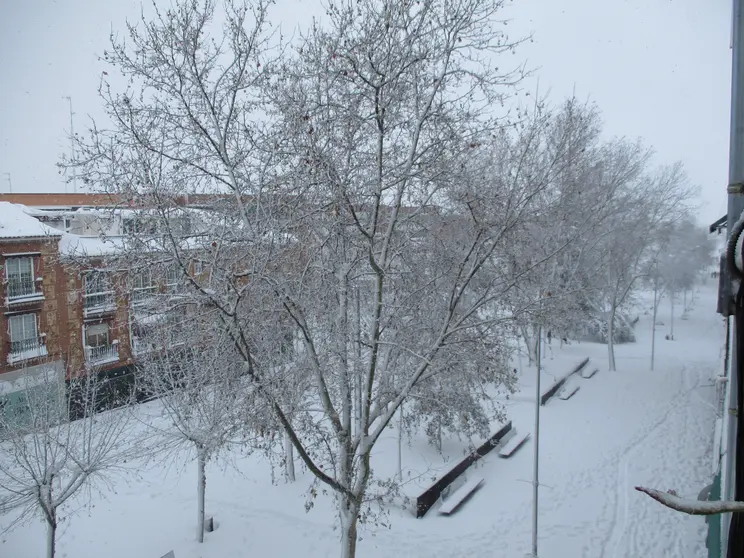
[498,431,530,458]
[438,477,485,515]
[558,383,580,400]
[580,367,599,379]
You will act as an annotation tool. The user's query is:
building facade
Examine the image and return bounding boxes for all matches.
[0,193,244,414]
[0,199,150,412]
[0,203,69,409]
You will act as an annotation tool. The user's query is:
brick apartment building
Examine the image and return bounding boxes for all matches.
[0,192,276,413]
[0,204,68,405]
[0,195,177,411]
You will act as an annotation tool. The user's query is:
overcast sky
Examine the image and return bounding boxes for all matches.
[0,0,732,225]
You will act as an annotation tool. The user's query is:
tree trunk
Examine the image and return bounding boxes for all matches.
[46,512,56,558]
[520,324,539,365]
[339,496,360,558]
[355,287,363,437]
[197,448,206,543]
[651,275,658,370]
[397,404,403,482]
[42,479,56,558]
[285,430,295,482]
[607,309,616,371]
[670,289,675,340]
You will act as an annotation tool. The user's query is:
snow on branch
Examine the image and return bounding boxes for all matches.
[635,486,744,515]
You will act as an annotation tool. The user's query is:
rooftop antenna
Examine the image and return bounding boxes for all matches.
[64,96,78,194]
[2,173,11,193]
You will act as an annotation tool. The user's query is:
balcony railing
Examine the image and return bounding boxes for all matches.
[6,279,43,303]
[132,337,156,356]
[165,282,184,294]
[83,291,116,317]
[132,286,157,304]
[85,342,119,365]
[8,336,47,365]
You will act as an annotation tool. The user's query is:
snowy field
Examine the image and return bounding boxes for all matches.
[1,284,724,558]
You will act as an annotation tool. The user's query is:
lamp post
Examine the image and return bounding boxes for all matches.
[528,305,544,558]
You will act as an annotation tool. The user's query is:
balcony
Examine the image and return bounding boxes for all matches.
[7,336,48,365]
[131,286,158,305]
[83,291,116,317]
[131,336,158,356]
[6,279,44,306]
[85,341,119,365]
[165,282,184,295]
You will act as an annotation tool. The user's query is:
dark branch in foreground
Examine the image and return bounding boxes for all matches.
[635,486,744,515]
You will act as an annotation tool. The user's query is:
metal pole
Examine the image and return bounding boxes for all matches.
[724,0,744,553]
[531,324,542,558]
[2,173,11,193]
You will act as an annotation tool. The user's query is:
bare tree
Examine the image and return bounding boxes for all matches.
[70,1,556,556]
[134,313,255,542]
[0,371,133,558]
[645,216,713,367]
[576,153,693,370]
[254,4,535,555]
[500,97,612,363]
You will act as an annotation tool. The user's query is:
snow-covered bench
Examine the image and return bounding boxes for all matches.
[540,357,590,405]
[558,383,580,400]
[581,367,599,379]
[439,477,485,515]
[498,431,530,458]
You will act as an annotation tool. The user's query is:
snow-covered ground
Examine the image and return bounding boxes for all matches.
[1,284,724,558]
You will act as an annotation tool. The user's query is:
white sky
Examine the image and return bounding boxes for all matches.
[0,0,732,225]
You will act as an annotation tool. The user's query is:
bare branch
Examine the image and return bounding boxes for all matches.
[635,486,744,516]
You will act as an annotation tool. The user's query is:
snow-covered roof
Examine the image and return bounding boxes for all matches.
[0,202,63,239]
[19,206,65,218]
[59,234,125,258]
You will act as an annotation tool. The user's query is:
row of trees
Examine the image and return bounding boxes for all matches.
[0,1,712,557]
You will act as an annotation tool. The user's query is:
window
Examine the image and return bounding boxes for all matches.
[165,264,182,293]
[8,314,47,364]
[84,271,114,313]
[131,269,156,303]
[85,271,111,295]
[132,269,152,291]
[85,322,119,364]
[8,314,39,353]
[85,323,109,347]
[7,313,47,364]
[5,257,36,299]
[122,218,137,235]
[193,260,204,275]
[209,266,227,287]
[123,218,157,235]
[178,216,192,235]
